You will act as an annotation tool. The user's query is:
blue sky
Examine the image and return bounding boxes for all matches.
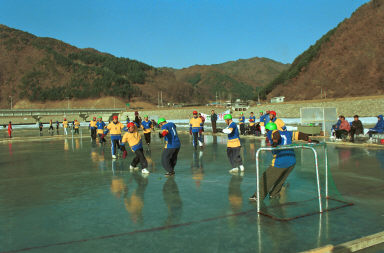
[0,0,369,68]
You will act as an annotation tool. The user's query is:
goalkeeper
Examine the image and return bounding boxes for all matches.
[249,122,318,201]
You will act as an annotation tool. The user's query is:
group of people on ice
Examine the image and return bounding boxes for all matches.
[83,109,321,203]
[237,110,286,136]
[6,109,384,203]
[91,114,179,176]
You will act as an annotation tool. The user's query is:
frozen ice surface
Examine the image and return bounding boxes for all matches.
[0,132,383,253]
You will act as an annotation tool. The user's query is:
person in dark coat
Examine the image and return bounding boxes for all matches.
[350,115,364,142]
[134,111,141,127]
[211,110,218,133]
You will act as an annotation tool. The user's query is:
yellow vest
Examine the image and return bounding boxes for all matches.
[107,122,124,135]
[90,120,97,128]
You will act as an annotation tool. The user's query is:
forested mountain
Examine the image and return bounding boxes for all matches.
[0,24,288,107]
[263,0,384,100]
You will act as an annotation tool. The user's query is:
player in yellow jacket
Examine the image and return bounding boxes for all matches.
[63,118,68,135]
[89,117,97,140]
[121,122,149,174]
[74,120,80,134]
[105,115,125,159]
[189,111,203,149]
[269,111,286,131]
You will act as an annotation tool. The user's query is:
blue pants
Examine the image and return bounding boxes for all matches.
[110,135,122,155]
[192,132,203,147]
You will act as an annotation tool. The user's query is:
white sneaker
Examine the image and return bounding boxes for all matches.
[134,167,140,171]
[229,168,239,173]
[141,168,150,174]
[239,165,245,172]
[112,155,117,159]
[130,165,135,171]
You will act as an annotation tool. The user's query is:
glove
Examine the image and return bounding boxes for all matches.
[159,132,164,139]
[199,129,203,134]
[189,130,192,135]
[123,150,128,159]
[223,128,231,134]
[101,134,105,139]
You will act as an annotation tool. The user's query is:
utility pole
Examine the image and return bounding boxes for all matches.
[216,92,218,107]
[160,91,163,107]
[66,97,69,109]
[114,97,116,109]
[9,96,12,110]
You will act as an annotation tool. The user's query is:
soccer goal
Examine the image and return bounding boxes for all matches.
[300,107,337,136]
[255,143,353,221]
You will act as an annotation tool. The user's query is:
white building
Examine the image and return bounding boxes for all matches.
[270,96,285,103]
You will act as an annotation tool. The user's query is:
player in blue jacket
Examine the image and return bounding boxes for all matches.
[96,116,107,144]
[249,122,295,201]
[158,118,181,176]
[249,122,319,201]
[223,114,245,173]
[259,111,269,135]
[238,112,245,135]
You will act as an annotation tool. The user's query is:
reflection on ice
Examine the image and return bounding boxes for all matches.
[163,177,182,226]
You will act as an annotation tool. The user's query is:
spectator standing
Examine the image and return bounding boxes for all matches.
[211,110,218,133]
[39,122,43,136]
[7,121,12,138]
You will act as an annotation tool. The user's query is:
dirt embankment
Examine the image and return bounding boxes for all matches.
[13,97,156,110]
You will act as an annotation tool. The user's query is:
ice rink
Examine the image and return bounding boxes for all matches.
[1,130,384,252]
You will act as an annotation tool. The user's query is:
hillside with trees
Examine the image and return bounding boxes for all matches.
[0,25,151,106]
[263,0,384,100]
[0,24,288,108]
